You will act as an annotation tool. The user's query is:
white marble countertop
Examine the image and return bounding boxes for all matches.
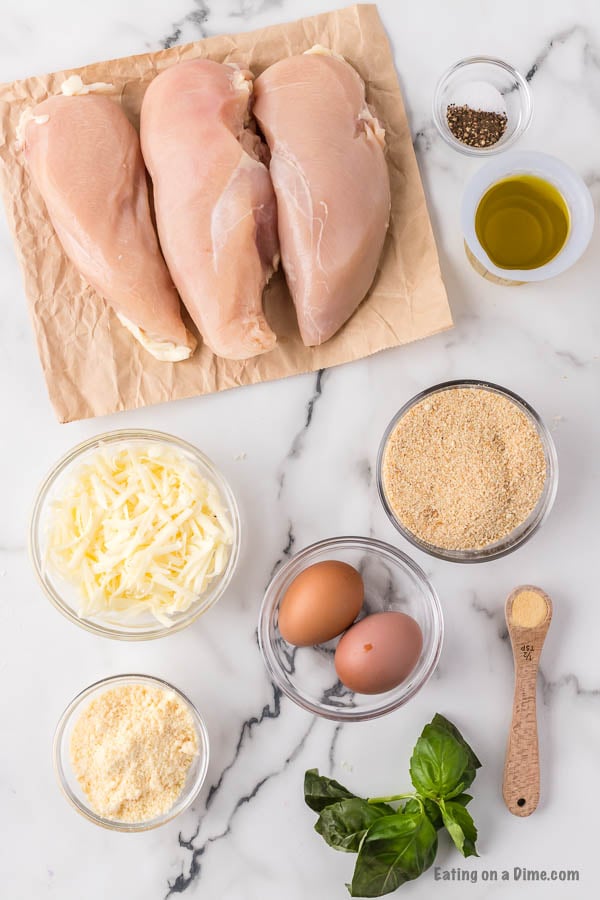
[1,1,599,898]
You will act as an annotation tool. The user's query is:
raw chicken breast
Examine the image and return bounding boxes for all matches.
[254,49,391,346]
[140,60,278,361]
[23,94,195,361]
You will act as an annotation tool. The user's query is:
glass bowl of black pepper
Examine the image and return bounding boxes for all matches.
[433,57,533,156]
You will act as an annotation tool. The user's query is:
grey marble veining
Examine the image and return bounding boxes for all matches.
[161,1,210,50]
[0,1,599,899]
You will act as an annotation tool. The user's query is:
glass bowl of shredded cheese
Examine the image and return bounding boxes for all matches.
[54,673,210,831]
[30,430,241,639]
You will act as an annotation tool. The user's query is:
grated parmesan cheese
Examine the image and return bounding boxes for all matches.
[70,684,198,822]
[45,442,233,625]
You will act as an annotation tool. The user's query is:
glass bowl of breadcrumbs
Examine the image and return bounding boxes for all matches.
[53,674,209,831]
[377,380,558,563]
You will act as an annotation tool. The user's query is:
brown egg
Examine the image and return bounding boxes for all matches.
[334,611,423,694]
[278,560,364,647]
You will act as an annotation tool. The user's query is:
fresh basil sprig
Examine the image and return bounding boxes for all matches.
[304,714,481,897]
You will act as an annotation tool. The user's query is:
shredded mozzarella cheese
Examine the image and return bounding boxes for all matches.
[45,443,233,625]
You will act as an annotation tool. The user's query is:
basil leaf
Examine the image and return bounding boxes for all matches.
[451,792,473,807]
[401,798,421,814]
[430,714,482,771]
[404,797,443,830]
[445,780,467,799]
[349,812,437,897]
[409,724,471,798]
[304,769,357,812]
[423,798,443,829]
[440,801,478,858]
[315,799,395,853]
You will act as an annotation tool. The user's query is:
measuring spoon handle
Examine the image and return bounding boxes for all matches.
[503,648,540,816]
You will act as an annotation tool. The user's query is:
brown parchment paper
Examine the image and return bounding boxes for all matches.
[0,4,452,423]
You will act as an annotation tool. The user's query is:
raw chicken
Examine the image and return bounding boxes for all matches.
[254,48,391,346]
[140,60,279,361]
[23,93,196,361]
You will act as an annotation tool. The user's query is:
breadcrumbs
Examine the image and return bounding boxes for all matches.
[382,388,547,550]
[70,684,198,823]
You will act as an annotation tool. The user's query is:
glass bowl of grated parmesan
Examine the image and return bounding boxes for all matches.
[30,429,241,639]
[54,673,210,831]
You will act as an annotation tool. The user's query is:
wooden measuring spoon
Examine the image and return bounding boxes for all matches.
[503,585,553,817]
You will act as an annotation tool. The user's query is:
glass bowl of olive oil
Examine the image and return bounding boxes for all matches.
[461,151,594,283]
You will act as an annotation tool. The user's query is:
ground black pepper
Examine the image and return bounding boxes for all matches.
[446,104,508,148]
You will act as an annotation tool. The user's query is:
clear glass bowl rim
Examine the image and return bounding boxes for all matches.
[29,428,241,640]
[432,55,533,157]
[53,673,210,832]
[258,535,444,722]
[376,379,559,563]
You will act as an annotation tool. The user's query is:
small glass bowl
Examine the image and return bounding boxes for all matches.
[377,380,558,563]
[53,674,210,832]
[29,429,241,640]
[258,537,443,722]
[433,56,532,156]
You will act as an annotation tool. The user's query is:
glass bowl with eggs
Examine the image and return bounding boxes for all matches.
[258,536,443,722]
[29,429,241,639]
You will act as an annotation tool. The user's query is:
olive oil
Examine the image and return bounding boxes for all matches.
[475,175,570,270]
